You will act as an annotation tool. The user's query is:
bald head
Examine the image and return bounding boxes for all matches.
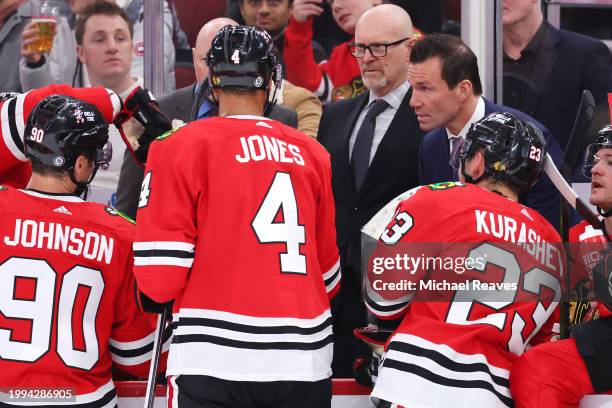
[354,4,413,96]
[193,17,237,82]
[356,4,412,38]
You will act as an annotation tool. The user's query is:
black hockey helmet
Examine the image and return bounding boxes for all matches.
[205,25,281,114]
[582,124,612,179]
[454,112,546,192]
[25,95,111,188]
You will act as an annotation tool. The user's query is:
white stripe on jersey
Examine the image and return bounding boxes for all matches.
[177,308,331,328]
[174,321,333,344]
[167,308,333,381]
[110,331,172,366]
[133,256,194,267]
[133,241,195,252]
[322,259,341,294]
[364,289,413,318]
[133,241,195,267]
[19,189,86,202]
[14,93,27,138]
[109,332,155,350]
[166,340,333,382]
[0,98,27,162]
[0,380,116,406]
[372,333,512,408]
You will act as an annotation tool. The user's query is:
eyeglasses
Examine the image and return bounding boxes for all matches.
[348,37,411,58]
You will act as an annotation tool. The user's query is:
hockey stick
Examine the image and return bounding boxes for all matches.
[561,90,596,175]
[553,90,596,338]
[144,305,170,408]
[544,153,603,233]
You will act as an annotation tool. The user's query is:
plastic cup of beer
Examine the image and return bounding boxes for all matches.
[28,0,59,54]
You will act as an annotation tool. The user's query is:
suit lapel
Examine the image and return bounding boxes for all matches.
[335,92,369,201]
[357,88,420,198]
[529,24,560,114]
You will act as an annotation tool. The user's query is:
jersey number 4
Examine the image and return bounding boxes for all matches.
[252,172,306,275]
[0,258,103,370]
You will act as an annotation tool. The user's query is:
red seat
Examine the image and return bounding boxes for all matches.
[175,61,195,89]
[171,0,226,47]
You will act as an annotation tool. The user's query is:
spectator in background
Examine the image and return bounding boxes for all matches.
[74,1,144,206]
[19,0,176,94]
[317,4,424,376]
[238,0,323,137]
[411,33,564,229]
[238,0,327,77]
[273,79,322,138]
[502,0,612,151]
[0,0,28,91]
[284,0,375,102]
[115,17,298,219]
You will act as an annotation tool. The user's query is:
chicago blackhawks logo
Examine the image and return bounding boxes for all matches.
[74,109,85,124]
[427,181,465,191]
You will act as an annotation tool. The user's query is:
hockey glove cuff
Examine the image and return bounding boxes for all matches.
[114,87,171,165]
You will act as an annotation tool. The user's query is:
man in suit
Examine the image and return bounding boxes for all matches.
[115,17,297,218]
[502,0,611,150]
[410,33,564,229]
[317,4,425,377]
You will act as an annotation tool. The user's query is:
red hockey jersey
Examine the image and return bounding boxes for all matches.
[133,115,341,381]
[365,182,563,408]
[284,19,364,102]
[569,220,612,319]
[0,187,161,407]
[0,85,122,188]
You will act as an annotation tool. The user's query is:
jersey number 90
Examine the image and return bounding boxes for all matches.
[0,258,103,370]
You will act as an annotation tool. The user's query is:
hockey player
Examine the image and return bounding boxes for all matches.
[133,26,341,408]
[509,124,612,408]
[0,84,170,189]
[0,95,167,407]
[363,112,563,408]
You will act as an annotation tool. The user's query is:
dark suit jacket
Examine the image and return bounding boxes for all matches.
[504,22,612,149]
[318,88,425,333]
[418,98,563,229]
[115,83,298,219]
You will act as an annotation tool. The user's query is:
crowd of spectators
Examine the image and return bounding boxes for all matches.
[0,0,611,381]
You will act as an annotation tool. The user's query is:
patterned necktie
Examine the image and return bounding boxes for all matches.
[449,137,462,180]
[351,99,389,191]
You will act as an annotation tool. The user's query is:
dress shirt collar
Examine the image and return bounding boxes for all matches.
[446,96,486,140]
[367,81,410,111]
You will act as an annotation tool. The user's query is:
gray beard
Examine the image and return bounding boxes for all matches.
[363,76,388,92]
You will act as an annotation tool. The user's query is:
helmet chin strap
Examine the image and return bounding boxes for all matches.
[68,166,98,200]
[460,163,487,186]
[597,206,612,218]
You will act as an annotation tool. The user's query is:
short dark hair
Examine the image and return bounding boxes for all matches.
[410,33,483,95]
[75,1,134,46]
[31,161,65,178]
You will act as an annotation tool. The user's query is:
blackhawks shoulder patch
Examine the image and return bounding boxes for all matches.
[156,122,185,141]
[104,207,135,224]
[427,181,466,191]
